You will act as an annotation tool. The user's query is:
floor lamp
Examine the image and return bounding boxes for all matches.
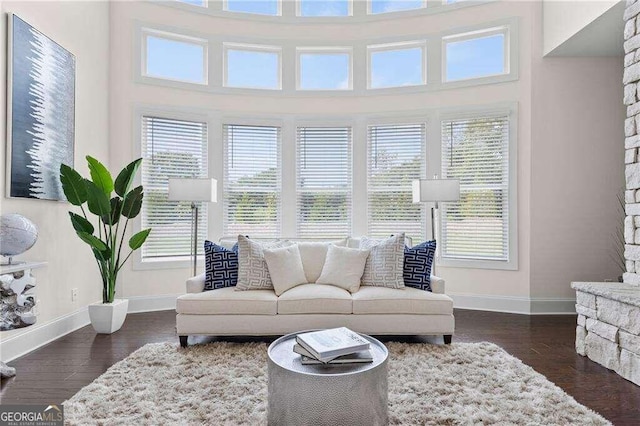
[412,178,460,275]
[168,178,217,277]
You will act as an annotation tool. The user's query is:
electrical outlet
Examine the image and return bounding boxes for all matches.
[71,288,78,302]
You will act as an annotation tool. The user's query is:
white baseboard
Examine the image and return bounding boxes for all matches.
[127,294,177,313]
[450,293,576,315]
[0,306,90,363]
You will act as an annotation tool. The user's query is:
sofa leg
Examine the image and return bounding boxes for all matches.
[443,335,452,345]
[179,335,188,348]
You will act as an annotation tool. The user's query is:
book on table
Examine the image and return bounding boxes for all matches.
[293,344,373,365]
[295,327,371,363]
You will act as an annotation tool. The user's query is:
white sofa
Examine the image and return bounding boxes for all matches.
[176,238,455,347]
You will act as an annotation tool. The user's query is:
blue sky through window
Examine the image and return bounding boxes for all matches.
[226,49,279,89]
[300,53,350,90]
[300,0,350,16]
[226,0,279,15]
[370,0,422,14]
[146,36,205,83]
[370,47,423,88]
[446,34,505,81]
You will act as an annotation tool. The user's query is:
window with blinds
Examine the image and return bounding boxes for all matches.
[440,115,510,261]
[367,123,426,240]
[140,116,208,260]
[296,126,352,238]
[224,124,281,237]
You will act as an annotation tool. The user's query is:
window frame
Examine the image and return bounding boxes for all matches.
[141,28,209,86]
[132,107,212,271]
[442,25,511,85]
[296,47,354,91]
[223,42,283,90]
[367,40,427,90]
[436,106,518,271]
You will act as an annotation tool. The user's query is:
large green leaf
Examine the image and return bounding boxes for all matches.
[92,247,111,262]
[68,212,94,234]
[60,164,87,206]
[129,228,151,250]
[86,156,113,195]
[102,197,122,225]
[121,186,143,219]
[114,158,142,197]
[77,231,107,251]
[85,179,111,218]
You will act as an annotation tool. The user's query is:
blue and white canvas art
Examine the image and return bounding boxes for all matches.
[8,14,75,201]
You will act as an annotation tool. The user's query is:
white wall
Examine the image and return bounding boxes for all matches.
[0,1,110,357]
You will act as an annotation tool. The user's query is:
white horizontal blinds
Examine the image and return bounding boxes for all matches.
[223,124,281,237]
[440,115,510,261]
[367,123,426,241]
[140,116,208,260]
[297,126,352,238]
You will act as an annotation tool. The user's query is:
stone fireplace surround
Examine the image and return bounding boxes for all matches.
[571,0,640,387]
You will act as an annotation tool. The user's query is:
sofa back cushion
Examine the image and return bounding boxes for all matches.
[359,233,406,289]
[404,240,436,292]
[297,239,347,283]
[204,241,239,291]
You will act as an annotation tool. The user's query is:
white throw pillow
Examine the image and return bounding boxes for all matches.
[297,239,348,283]
[316,245,370,293]
[360,233,406,289]
[264,245,308,296]
[236,235,292,291]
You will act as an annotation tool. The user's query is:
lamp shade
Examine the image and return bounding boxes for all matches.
[168,178,217,202]
[412,179,460,203]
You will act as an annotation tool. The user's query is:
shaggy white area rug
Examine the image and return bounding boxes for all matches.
[64,341,610,425]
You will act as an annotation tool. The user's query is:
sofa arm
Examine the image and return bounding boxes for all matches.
[186,273,205,293]
[431,276,445,294]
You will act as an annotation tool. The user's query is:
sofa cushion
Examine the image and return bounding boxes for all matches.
[204,241,238,291]
[352,286,453,315]
[264,245,308,296]
[316,245,370,293]
[404,240,436,292]
[277,284,352,314]
[236,235,292,291]
[177,287,277,315]
[297,239,347,283]
[360,233,406,289]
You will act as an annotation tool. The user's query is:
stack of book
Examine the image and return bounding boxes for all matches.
[294,327,373,365]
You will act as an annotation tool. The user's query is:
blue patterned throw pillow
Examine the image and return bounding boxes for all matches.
[204,241,239,291]
[403,240,436,292]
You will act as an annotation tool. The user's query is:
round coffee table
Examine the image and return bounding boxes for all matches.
[267,331,388,426]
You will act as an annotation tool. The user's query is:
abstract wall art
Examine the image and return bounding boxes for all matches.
[6,14,76,201]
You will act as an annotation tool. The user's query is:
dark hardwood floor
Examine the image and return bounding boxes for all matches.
[2,309,640,425]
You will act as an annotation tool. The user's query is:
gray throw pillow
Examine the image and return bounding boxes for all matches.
[235,235,292,291]
[360,233,406,289]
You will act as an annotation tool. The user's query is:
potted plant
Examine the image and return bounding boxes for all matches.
[60,156,151,334]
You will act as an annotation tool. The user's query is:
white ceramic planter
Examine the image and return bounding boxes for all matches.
[88,299,129,334]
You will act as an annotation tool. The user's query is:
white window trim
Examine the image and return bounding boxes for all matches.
[132,106,214,271]
[223,42,283,90]
[367,40,427,90]
[141,28,209,86]
[222,0,282,16]
[436,105,518,271]
[441,24,514,87]
[367,0,427,15]
[296,0,353,17]
[296,47,354,91]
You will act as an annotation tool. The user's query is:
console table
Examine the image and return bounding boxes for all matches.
[571,281,640,386]
[0,261,46,331]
